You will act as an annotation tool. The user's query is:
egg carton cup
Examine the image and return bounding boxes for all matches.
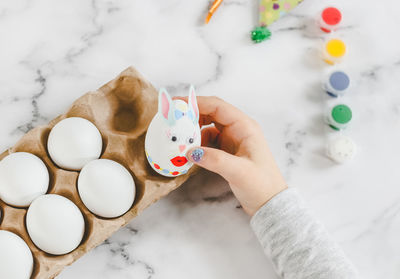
[0,67,198,279]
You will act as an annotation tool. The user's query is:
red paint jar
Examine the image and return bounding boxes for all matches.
[319,7,342,33]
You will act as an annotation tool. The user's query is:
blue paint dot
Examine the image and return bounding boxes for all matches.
[187,110,194,120]
[329,71,350,91]
[162,169,169,174]
[175,110,184,119]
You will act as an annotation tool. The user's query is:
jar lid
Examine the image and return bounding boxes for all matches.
[329,71,350,91]
[322,7,342,26]
[326,39,346,58]
[327,136,356,164]
[331,104,352,124]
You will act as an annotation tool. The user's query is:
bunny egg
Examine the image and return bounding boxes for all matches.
[145,87,201,177]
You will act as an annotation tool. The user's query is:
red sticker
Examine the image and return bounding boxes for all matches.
[170,156,188,167]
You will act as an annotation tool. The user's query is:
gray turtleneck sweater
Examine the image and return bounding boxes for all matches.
[250,188,358,279]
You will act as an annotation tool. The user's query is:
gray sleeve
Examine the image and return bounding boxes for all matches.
[250,188,358,279]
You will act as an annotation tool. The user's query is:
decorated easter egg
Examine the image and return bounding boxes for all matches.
[145,86,201,177]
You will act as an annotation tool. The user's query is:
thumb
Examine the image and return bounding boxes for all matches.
[187,147,250,183]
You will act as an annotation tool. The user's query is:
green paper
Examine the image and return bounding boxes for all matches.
[259,0,303,27]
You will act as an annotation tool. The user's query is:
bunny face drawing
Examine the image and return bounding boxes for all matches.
[145,86,201,177]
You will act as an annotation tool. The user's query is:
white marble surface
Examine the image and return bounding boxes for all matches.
[0,0,399,278]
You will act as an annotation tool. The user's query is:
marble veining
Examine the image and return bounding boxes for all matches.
[0,0,400,278]
[16,69,48,133]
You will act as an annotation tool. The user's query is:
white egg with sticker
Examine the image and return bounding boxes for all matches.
[145,86,201,177]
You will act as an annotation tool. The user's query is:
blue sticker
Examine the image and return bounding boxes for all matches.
[187,110,194,121]
[175,110,184,120]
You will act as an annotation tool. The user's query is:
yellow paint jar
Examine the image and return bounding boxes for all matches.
[323,39,346,65]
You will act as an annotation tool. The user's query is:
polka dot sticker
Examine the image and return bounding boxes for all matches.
[145,151,184,176]
[284,2,292,11]
[258,0,303,26]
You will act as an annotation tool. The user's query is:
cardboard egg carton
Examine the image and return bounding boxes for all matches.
[0,67,198,278]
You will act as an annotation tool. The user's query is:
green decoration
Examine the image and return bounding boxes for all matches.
[251,26,271,43]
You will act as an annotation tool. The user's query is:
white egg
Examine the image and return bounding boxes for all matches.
[78,159,135,218]
[47,117,103,170]
[0,230,33,279]
[26,194,85,255]
[0,152,49,207]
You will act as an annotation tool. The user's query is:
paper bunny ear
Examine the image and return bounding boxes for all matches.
[158,88,176,126]
[188,85,199,124]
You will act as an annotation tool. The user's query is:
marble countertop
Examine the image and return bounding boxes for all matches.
[1,0,399,278]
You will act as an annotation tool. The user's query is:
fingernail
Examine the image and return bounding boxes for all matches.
[190,148,204,162]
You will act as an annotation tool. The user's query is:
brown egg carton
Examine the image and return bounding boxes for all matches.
[0,67,198,279]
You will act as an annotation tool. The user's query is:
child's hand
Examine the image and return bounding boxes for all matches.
[177,96,287,216]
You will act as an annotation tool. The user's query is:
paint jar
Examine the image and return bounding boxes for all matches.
[323,38,346,65]
[324,71,350,97]
[325,104,352,130]
[319,7,342,33]
[326,136,356,164]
